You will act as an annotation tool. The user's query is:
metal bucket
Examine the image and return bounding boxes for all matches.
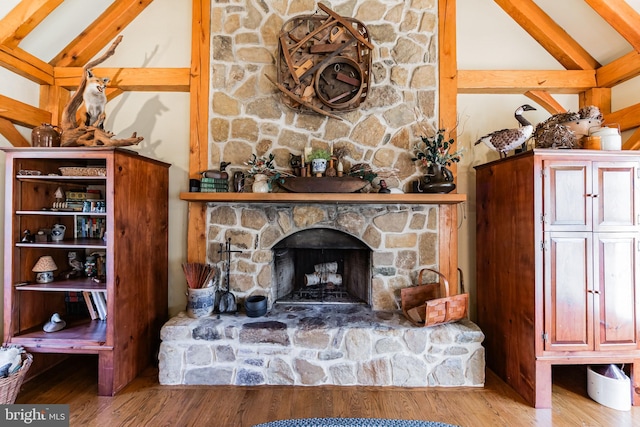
[186,287,215,318]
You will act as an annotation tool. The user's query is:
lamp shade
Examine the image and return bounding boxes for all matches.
[32,255,58,272]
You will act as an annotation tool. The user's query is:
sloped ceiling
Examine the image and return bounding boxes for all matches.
[3,0,640,149]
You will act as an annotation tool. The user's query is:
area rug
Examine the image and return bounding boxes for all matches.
[253,419,459,427]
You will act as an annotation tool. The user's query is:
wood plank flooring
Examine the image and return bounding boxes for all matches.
[15,355,640,426]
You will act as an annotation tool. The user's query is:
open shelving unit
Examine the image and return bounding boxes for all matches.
[2,147,170,396]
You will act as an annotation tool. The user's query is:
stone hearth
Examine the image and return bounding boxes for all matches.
[159,305,485,387]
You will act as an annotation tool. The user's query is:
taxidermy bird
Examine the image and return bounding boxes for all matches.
[474,104,537,158]
[65,251,84,279]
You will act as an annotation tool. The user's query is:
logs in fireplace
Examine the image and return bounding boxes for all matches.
[272,228,371,305]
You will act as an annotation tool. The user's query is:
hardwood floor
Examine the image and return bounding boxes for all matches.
[15,355,640,427]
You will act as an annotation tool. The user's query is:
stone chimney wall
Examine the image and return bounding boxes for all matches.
[209,0,438,191]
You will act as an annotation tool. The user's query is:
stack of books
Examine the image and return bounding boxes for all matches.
[200,177,228,192]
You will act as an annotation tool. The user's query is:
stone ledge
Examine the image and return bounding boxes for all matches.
[159,305,485,387]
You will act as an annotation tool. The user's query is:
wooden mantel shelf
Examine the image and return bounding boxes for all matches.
[179,192,466,204]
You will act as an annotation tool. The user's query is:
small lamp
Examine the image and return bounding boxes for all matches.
[32,256,58,283]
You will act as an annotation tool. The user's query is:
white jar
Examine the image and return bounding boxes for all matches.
[590,126,621,150]
[252,173,270,193]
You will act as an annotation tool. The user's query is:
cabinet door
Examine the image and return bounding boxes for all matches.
[592,162,639,232]
[594,232,640,350]
[543,161,591,232]
[544,232,593,352]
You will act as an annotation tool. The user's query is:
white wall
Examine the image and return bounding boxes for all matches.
[0,0,191,327]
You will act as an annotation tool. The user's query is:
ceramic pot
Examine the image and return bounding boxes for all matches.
[422,164,456,194]
[31,123,61,147]
[311,158,327,174]
[245,295,267,317]
[186,287,215,318]
[252,173,270,193]
[51,224,66,242]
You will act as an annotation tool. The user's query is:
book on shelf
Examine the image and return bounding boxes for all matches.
[82,291,98,320]
[83,290,107,321]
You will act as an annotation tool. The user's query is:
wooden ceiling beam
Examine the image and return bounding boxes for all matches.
[493,0,600,70]
[0,0,64,48]
[596,51,640,88]
[53,67,190,92]
[584,0,640,53]
[0,94,51,128]
[580,88,611,115]
[50,0,154,67]
[622,127,640,150]
[0,45,53,84]
[604,103,640,132]
[0,117,30,147]
[524,91,566,114]
[458,70,596,94]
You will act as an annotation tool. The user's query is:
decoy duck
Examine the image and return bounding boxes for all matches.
[475,104,537,158]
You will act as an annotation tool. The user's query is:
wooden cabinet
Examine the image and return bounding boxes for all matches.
[476,149,640,408]
[2,147,170,396]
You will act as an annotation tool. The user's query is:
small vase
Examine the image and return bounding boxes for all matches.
[422,164,456,194]
[252,173,270,193]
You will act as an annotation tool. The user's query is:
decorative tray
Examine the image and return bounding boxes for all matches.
[278,177,367,193]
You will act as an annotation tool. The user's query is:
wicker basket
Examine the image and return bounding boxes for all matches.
[0,352,33,404]
[59,166,106,176]
[401,268,468,327]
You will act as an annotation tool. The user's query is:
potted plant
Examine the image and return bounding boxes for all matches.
[306,148,331,175]
[412,128,464,193]
[245,153,278,192]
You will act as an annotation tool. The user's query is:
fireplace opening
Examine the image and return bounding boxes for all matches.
[272,228,372,305]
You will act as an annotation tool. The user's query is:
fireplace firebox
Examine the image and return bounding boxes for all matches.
[272,228,371,305]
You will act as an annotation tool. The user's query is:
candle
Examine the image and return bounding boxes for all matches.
[304,146,312,158]
[337,160,343,172]
[330,143,334,155]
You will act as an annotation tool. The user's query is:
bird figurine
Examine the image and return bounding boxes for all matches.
[475,104,537,158]
[66,251,84,279]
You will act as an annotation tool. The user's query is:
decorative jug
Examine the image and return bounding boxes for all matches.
[51,224,66,242]
[31,123,61,147]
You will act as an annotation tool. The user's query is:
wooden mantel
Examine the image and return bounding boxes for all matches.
[182,191,465,292]
[179,192,465,204]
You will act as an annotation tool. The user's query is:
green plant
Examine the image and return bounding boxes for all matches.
[306,148,331,162]
[245,153,277,177]
[412,129,464,168]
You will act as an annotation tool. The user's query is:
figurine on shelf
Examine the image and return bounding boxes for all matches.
[43,313,66,333]
[378,180,391,194]
[21,229,34,243]
[65,251,85,279]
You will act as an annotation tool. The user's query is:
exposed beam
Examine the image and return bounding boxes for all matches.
[596,51,640,88]
[0,45,54,84]
[458,70,596,94]
[53,68,190,92]
[50,0,154,67]
[0,94,51,128]
[186,0,211,263]
[0,117,30,147]
[584,0,640,53]
[524,90,566,114]
[605,103,640,132]
[493,0,599,70]
[438,0,459,293]
[0,0,63,48]
[622,127,640,150]
[579,88,611,115]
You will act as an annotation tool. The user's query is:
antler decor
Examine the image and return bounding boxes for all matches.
[60,35,143,147]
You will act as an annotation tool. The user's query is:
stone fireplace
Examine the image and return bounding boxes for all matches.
[159,200,485,388]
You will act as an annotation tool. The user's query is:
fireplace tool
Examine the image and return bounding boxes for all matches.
[216,238,241,314]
